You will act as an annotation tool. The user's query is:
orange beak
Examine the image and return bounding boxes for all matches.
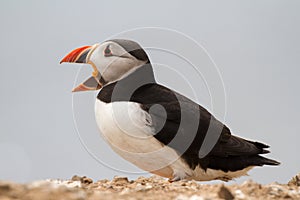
[60,45,102,92]
[60,46,92,64]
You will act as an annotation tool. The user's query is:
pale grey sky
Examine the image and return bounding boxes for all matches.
[0,0,299,184]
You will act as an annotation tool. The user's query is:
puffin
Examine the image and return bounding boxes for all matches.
[60,39,280,182]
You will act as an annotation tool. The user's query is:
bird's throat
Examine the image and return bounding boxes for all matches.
[97,63,156,103]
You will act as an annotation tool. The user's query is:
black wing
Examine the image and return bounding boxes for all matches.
[130,83,279,171]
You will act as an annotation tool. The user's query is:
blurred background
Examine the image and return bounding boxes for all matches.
[0,0,299,184]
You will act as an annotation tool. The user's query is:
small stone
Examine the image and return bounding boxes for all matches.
[218,185,234,200]
[288,173,300,186]
[0,182,11,192]
[112,176,129,184]
[145,184,153,189]
[235,189,246,199]
[71,175,93,185]
[283,194,292,199]
[82,177,93,185]
[71,175,82,182]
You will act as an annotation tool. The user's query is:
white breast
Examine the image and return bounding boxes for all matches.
[94,99,252,181]
[94,99,192,179]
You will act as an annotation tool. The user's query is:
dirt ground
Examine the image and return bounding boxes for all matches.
[0,174,299,200]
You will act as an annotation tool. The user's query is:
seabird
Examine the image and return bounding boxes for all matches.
[60,39,280,181]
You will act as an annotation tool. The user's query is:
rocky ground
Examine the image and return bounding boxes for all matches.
[0,174,299,200]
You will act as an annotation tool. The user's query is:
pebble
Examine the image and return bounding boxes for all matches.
[217,185,234,200]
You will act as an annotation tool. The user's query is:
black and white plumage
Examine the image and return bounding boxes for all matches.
[61,39,280,181]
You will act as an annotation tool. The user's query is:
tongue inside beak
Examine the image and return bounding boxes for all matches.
[60,44,102,92]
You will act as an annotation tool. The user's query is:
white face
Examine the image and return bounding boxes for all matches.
[88,41,147,84]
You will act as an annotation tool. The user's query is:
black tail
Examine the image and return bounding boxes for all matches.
[207,154,280,172]
[245,140,280,166]
[246,140,271,154]
[205,135,280,172]
[256,155,280,166]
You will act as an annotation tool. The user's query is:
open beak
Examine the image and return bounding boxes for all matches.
[60,44,102,92]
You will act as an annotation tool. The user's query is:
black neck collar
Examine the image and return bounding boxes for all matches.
[97,63,156,102]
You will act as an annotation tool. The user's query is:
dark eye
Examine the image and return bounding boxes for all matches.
[104,45,112,56]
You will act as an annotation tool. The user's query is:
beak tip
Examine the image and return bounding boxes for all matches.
[59,57,67,64]
[72,84,88,92]
[60,45,92,65]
